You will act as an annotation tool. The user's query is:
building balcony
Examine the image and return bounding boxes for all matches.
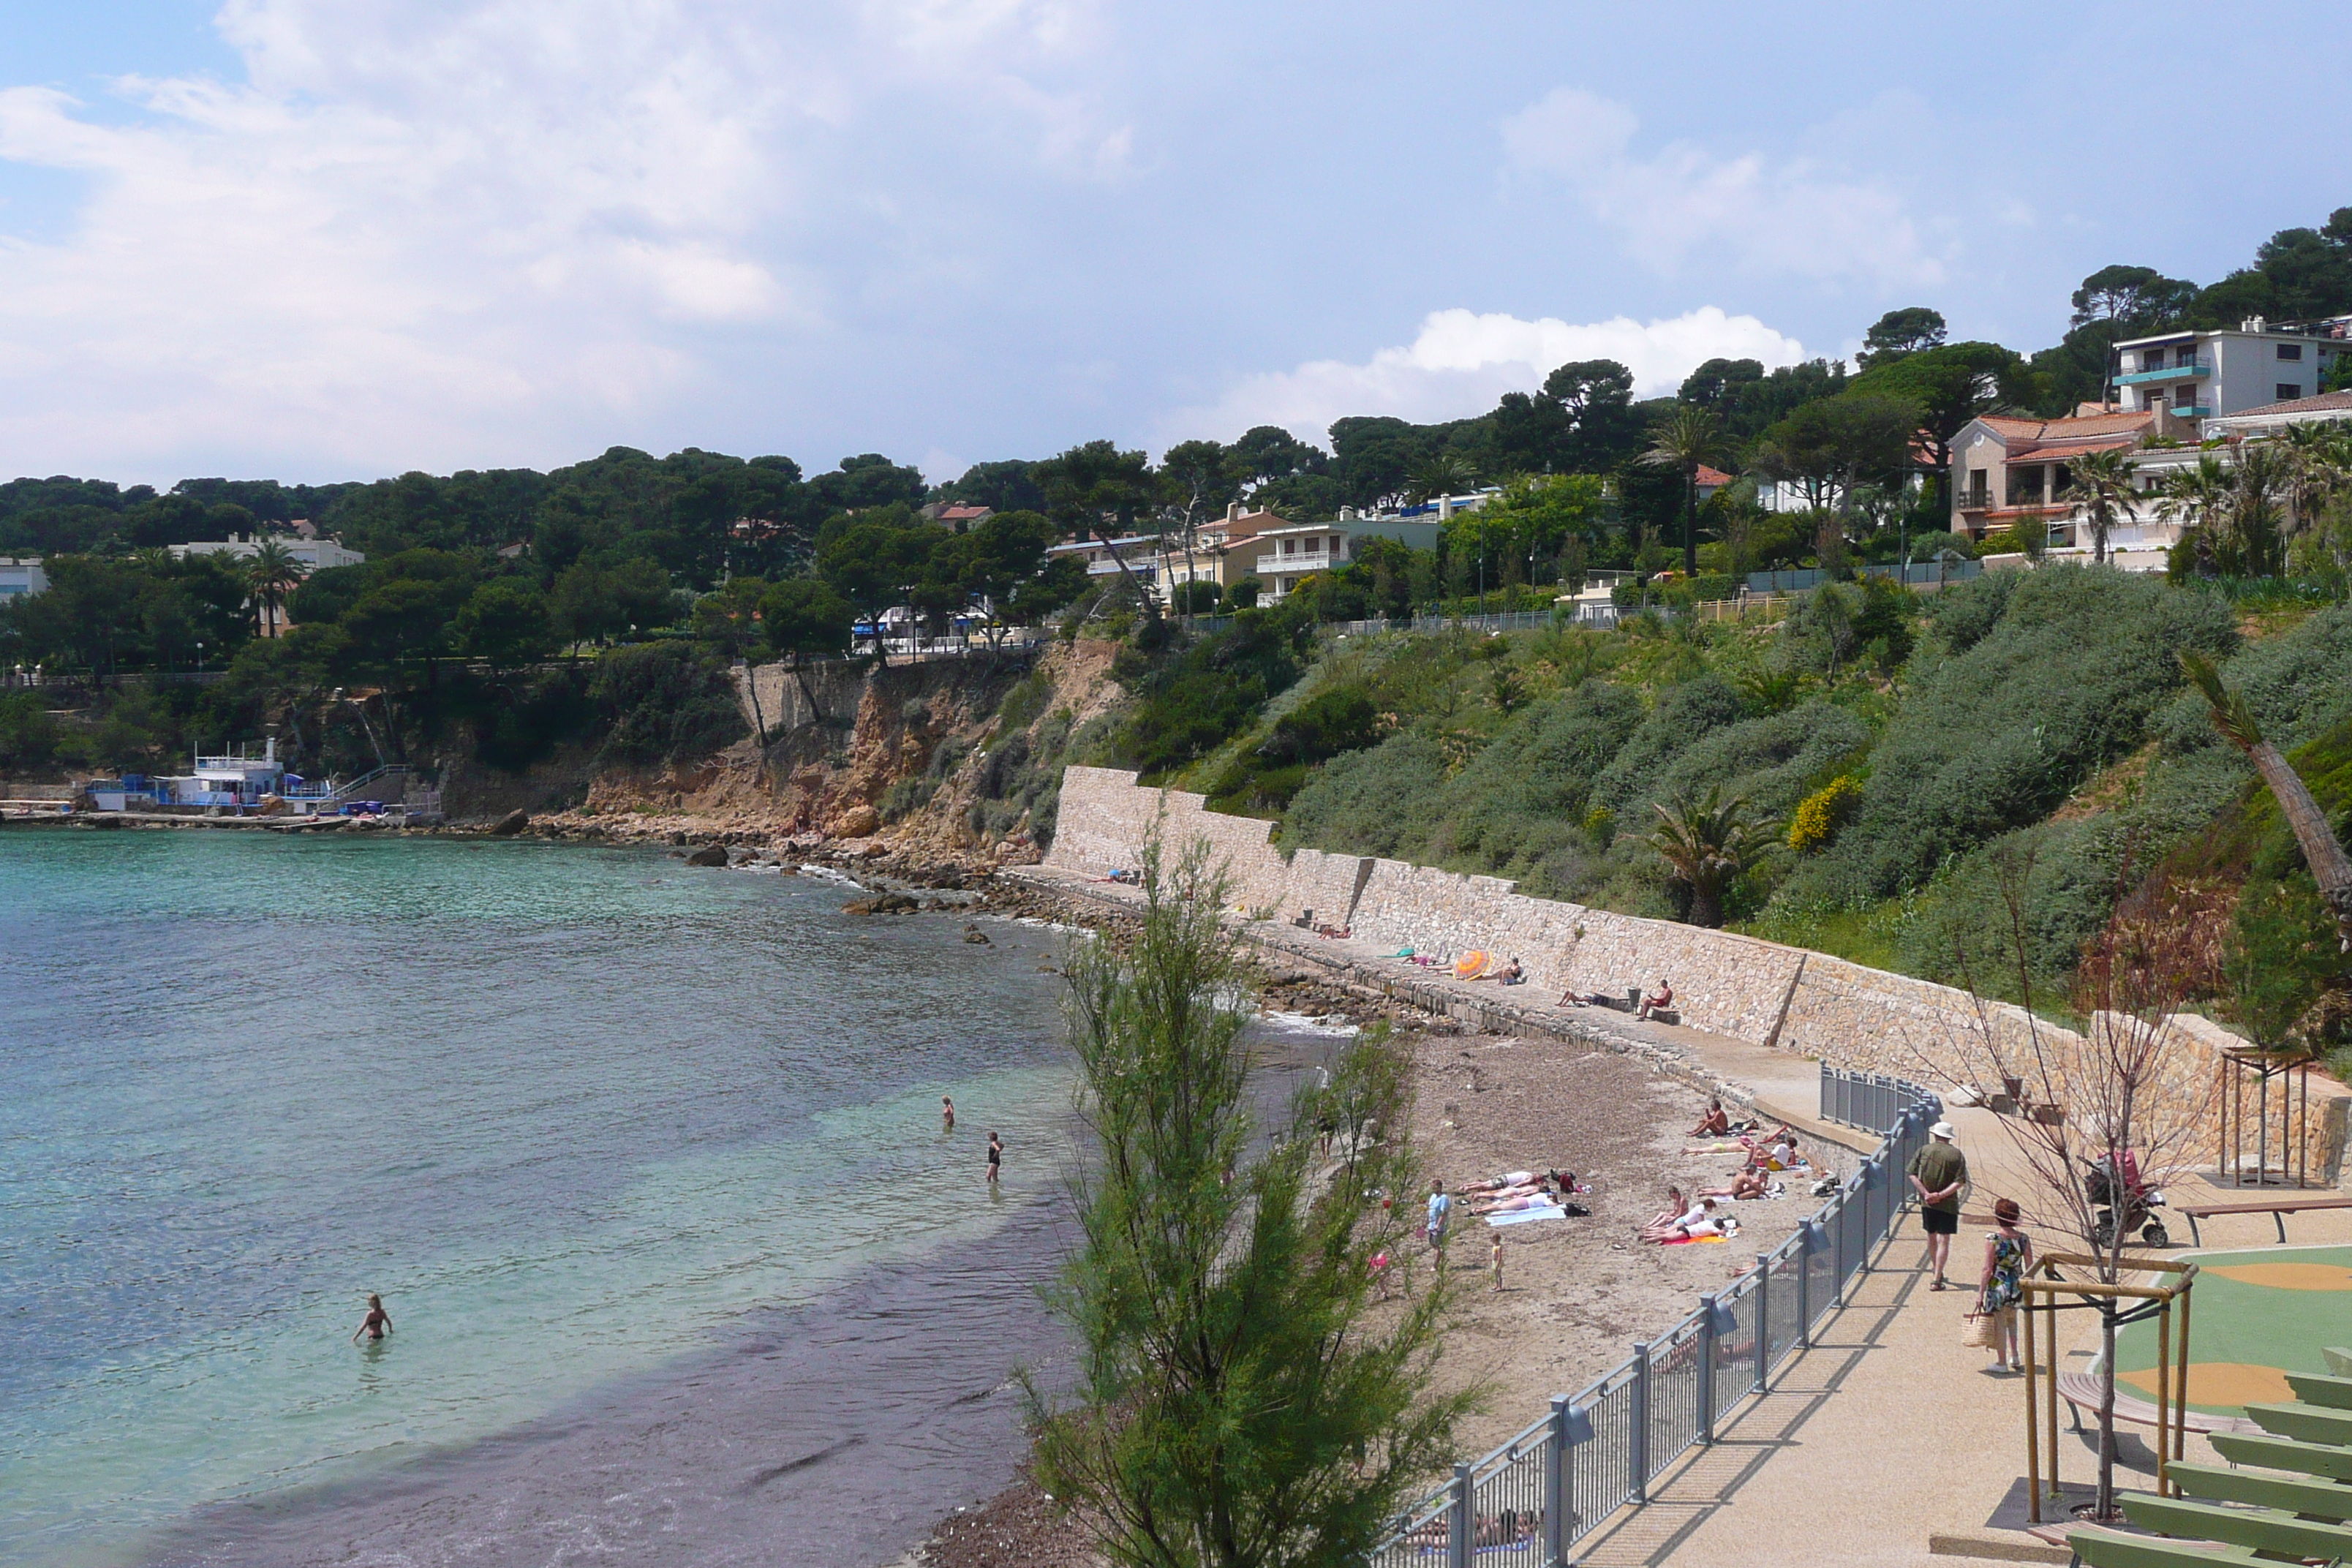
[1956,491,1994,511]
[2115,358,2212,385]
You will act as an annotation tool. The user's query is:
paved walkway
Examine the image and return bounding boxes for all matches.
[1008,867,2352,1562]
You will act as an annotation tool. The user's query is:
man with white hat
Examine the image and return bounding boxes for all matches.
[1907,1120,1968,1290]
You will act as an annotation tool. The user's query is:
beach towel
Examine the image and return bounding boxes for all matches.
[1485,1203,1567,1227]
[1654,1232,1727,1245]
[1454,950,1491,979]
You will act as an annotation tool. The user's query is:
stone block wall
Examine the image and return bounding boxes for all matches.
[1042,764,2352,1182]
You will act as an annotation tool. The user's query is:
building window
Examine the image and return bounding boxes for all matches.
[1282,538,1296,554]
[2278,343,2303,361]
[2279,384,2304,402]
[2175,385,2195,407]
[1304,535,1320,552]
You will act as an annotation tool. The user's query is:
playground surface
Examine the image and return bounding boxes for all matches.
[2114,1244,2352,1416]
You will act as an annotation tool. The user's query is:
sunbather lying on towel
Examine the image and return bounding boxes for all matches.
[1463,1169,1570,1196]
[1471,1191,1561,1215]
[1640,1196,1720,1243]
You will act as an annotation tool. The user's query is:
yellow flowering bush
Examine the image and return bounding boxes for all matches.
[1787,774,1861,853]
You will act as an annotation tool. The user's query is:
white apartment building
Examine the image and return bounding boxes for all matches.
[170,534,366,571]
[0,557,48,598]
[2110,317,2349,426]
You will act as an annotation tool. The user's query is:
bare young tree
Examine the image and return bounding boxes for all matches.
[1928,845,2221,1521]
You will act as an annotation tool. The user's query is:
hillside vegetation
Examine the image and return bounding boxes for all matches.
[1077,566,2351,1052]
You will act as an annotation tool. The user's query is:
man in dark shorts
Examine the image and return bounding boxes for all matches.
[986,1130,1002,1186]
[1908,1120,1967,1289]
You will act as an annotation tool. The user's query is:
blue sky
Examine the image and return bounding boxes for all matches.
[0,0,2345,486]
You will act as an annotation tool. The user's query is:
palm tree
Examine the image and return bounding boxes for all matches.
[2155,455,2232,573]
[1639,405,1723,577]
[2238,442,2296,576]
[2181,650,2352,946]
[2059,448,2138,565]
[1404,453,1477,506]
[2280,423,2352,557]
[246,538,308,637]
[1646,785,1764,929]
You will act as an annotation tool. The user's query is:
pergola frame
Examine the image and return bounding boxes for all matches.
[2022,1252,2201,1524]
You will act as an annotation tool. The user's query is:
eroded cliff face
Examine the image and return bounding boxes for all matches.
[557,641,1126,865]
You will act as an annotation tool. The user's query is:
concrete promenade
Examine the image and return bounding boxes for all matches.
[1009,864,2352,1563]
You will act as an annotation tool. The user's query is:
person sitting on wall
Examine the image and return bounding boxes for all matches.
[1494,957,1526,985]
[1637,979,1675,1019]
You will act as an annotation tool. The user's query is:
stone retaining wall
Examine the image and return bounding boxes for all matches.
[1043,764,2351,1178]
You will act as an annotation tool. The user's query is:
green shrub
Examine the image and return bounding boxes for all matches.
[1648,700,1868,829]
[1799,565,2234,902]
[1259,685,1381,766]
[1590,674,1744,821]
[0,691,60,773]
[591,642,748,766]
[1115,610,1308,780]
[1278,731,1452,860]
[1422,679,1646,876]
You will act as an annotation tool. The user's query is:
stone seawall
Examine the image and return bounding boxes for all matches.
[1043,764,2350,1177]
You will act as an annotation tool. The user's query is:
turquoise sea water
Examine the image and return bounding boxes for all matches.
[0,829,1079,1567]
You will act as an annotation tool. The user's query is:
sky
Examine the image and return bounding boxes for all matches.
[0,1,2346,488]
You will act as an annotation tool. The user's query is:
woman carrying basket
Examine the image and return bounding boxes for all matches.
[1976,1197,2034,1373]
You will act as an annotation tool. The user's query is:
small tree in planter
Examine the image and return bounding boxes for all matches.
[1931,845,2221,1522]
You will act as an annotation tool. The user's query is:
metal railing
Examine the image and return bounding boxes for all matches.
[1371,1068,1939,1567]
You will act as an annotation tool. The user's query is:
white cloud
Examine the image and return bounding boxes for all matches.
[1501,87,1948,290]
[1170,306,1806,449]
[0,0,1123,481]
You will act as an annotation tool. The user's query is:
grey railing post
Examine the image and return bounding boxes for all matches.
[1798,1229,1813,1349]
[1831,1192,1846,1305]
[1546,1395,1568,1568]
[1450,1461,1471,1568]
[1754,1254,1772,1393]
[1630,1344,1652,1502]
[1697,1300,1717,1445]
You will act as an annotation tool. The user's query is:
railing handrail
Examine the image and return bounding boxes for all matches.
[1373,1068,1939,1566]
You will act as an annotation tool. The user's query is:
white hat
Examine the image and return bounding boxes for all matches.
[1930,1121,1956,1141]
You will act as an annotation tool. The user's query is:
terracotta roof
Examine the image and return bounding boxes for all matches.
[1694,464,1733,487]
[2004,436,2138,465]
[2213,390,2352,419]
[935,504,992,521]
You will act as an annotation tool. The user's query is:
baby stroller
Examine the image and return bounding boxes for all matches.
[2086,1149,2168,1248]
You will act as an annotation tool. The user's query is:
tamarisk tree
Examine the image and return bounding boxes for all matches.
[1028,839,1475,1568]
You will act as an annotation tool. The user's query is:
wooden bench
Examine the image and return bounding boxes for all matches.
[2056,1371,2261,1436]
[2176,1195,2352,1247]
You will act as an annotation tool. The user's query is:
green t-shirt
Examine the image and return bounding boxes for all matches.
[1909,1143,1967,1213]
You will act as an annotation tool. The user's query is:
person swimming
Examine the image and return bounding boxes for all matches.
[351,1293,393,1344]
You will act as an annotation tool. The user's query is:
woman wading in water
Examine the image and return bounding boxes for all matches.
[351,1294,394,1344]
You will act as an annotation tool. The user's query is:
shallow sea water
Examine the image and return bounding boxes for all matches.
[0,830,1092,1568]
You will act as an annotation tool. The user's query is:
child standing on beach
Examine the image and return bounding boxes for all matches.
[1490,1233,1504,1292]
[1425,1180,1450,1273]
